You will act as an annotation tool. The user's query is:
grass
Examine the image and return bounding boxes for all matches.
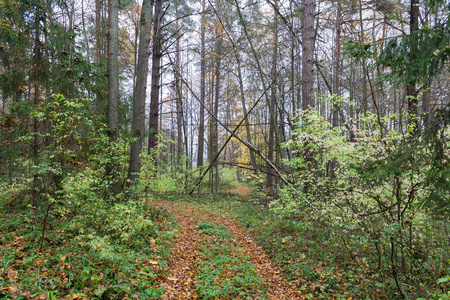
[195,221,267,299]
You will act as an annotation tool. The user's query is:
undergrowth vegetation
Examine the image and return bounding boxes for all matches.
[0,95,178,299]
[0,187,175,299]
[195,221,266,299]
[273,110,450,299]
[166,182,449,300]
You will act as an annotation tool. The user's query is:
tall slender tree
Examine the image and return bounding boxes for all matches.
[332,1,341,128]
[406,0,419,134]
[210,3,222,192]
[32,2,43,207]
[267,0,278,189]
[148,0,164,160]
[128,0,154,185]
[302,0,316,110]
[175,1,183,160]
[107,0,121,194]
[197,0,207,170]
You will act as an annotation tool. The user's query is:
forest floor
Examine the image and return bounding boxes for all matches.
[153,189,385,300]
[0,185,401,299]
[152,195,302,299]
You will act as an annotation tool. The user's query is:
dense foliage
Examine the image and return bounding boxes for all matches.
[273,109,450,298]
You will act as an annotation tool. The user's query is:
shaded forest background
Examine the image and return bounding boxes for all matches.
[0,0,449,299]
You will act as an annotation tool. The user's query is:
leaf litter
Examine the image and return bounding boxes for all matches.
[152,199,302,299]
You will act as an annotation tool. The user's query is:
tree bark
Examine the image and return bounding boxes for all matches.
[107,0,119,140]
[95,0,102,62]
[197,0,206,170]
[148,0,163,160]
[94,0,107,115]
[32,4,42,208]
[359,0,368,116]
[175,2,183,160]
[107,0,121,194]
[407,0,419,134]
[300,0,316,192]
[211,16,222,193]
[128,0,154,185]
[301,0,316,110]
[332,1,341,127]
[267,0,278,189]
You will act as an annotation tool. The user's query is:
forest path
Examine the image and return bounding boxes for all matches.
[151,199,301,299]
[226,185,253,197]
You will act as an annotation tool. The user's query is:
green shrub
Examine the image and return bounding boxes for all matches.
[273,109,450,298]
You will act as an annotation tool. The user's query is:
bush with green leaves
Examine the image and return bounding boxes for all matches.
[1,108,176,299]
[20,94,134,202]
[275,109,449,298]
[140,151,185,193]
[0,192,175,299]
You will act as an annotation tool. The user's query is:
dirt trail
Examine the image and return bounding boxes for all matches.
[153,200,301,300]
[226,185,253,196]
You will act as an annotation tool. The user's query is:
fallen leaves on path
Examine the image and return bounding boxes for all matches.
[226,185,253,196]
[152,202,201,300]
[152,200,302,299]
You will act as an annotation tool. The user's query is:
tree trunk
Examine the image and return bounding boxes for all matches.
[359,0,368,116]
[290,0,298,128]
[407,0,419,134]
[267,0,278,189]
[197,0,206,170]
[211,23,222,193]
[148,0,163,161]
[236,55,258,176]
[301,0,316,110]
[175,3,183,161]
[32,4,42,208]
[128,0,154,185]
[95,0,102,62]
[107,0,121,194]
[332,1,341,127]
[81,1,90,62]
[94,0,107,115]
[208,71,215,191]
[301,0,316,192]
[107,0,119,140]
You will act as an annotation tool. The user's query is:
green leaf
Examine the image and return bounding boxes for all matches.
[438,277,449,284]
